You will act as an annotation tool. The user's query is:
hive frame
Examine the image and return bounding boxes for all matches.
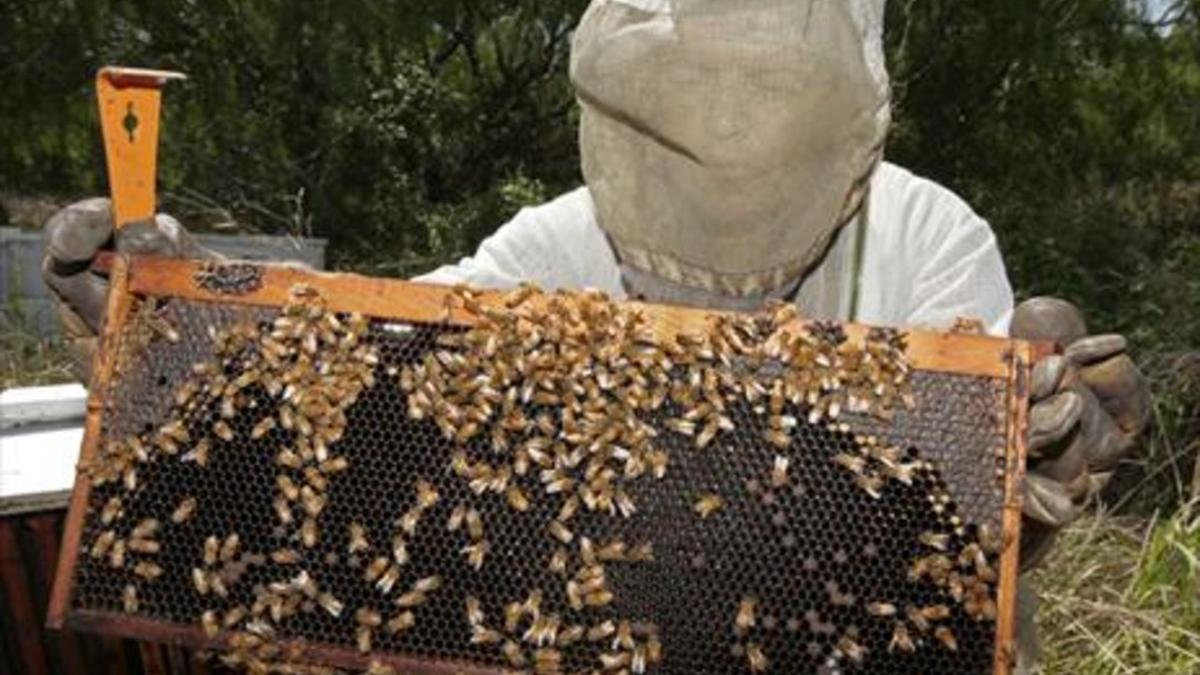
[47,254,1041,675]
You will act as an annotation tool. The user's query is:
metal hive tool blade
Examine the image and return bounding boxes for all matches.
[48,255,1038,675]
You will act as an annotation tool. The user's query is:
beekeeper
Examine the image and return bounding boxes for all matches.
[42,0,1149,670]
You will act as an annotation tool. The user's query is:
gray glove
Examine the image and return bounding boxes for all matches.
[1010,297,1151,568]
[41,198,218,381]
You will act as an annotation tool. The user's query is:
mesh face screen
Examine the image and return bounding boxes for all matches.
[55,259,1029,675]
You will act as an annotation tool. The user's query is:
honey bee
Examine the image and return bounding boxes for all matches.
[646,635,663,664]
[889,622,915,653]
[213,421,234,442]
[132,518,160,540]
[366,660,397,675]
[736,597,757,631]
[557,496,580,523]
[920,531,951,551]
[222,605,247,628]
[462,541,489,570]
[596,540,627,562]
[471,625,504,645]
[356,607,383,628]
[629,542,655,562]
[415,479,440,509]
[189,439,210,467]
[101,497,123,525]
[466,508,484,541]
[855,474,885,499]
[446,503,467,532]
[413,576,442,593]
[300,486,326,517]
[171,496,197,524]
[251,416,276,440]
[918,604,952,621]
[355,626,373,653]
[557,624,585,647]
[906,606,931,632]
[502,640,527,667]
[90,530,116,558]
[209,574,229,598]
[122,584,138,613]
[385,534,407,567]
[612,620,634,651]
[935,626,958,651]
[276,475,300,501]
[746,642,768,672]
[599,652,631,670]
[584,589,614,607]
[201,609,220,637]
[646,450,669,479]
[109,539,127,568]
[301,518,318,548]
[128,538,160,554]
[273,496,294,525]
[398,508,421,536]
[833,452,866,474]
[219,396,237,420]
[548,520,574,545]
[465,596,485,626]
[506,486,530,512]
[833,635,865,663]
[301,465,329,493]
[348,522,370,554]
[695,421,719,449]
[364,556,390,582]
[693,493,724,519]
[219,533,240,562]
[192,567,210,595]
[766,429,792,449]
[867,601,897,617]
[615,489,637,518]
[317,592,344,617]
[376,564,402,595]
[771,455,790,488]
[319,456,349,474]
[386,611,416,635]
[587,620,615,642]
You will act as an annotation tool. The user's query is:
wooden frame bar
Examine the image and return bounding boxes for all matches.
[49,254,1037,675]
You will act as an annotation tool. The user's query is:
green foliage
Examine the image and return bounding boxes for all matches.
[883,0,1200,357]
[0,0,586,271]
[1035,507,1200,674]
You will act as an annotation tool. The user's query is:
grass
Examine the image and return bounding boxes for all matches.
[0,327,76,389]
[1035,505,1200,674]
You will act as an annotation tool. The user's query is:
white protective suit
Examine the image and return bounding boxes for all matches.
[420,0,1013,335]
[418,162,1015,336]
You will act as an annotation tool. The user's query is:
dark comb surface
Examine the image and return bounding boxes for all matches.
[70,294,1013,675]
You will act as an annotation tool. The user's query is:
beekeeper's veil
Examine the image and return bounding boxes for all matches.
[570,0,890,308]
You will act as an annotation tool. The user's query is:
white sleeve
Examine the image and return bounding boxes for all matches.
[904,188,1014,337]
[867,164,1015,336]
[414,187,622,293]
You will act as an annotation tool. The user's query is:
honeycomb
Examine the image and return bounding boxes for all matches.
[61,269,1023,675]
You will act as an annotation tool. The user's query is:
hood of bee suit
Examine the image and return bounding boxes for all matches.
[570,0,891,309]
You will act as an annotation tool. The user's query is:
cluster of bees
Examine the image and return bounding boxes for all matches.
[194,261,266,296]
[402,286,914,533]
[80,279,1006,674]
[84,285,400,673]
[463,587,663,674]
[399,285,1002,672]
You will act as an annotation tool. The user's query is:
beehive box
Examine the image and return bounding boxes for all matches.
[48,256,1037,675]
